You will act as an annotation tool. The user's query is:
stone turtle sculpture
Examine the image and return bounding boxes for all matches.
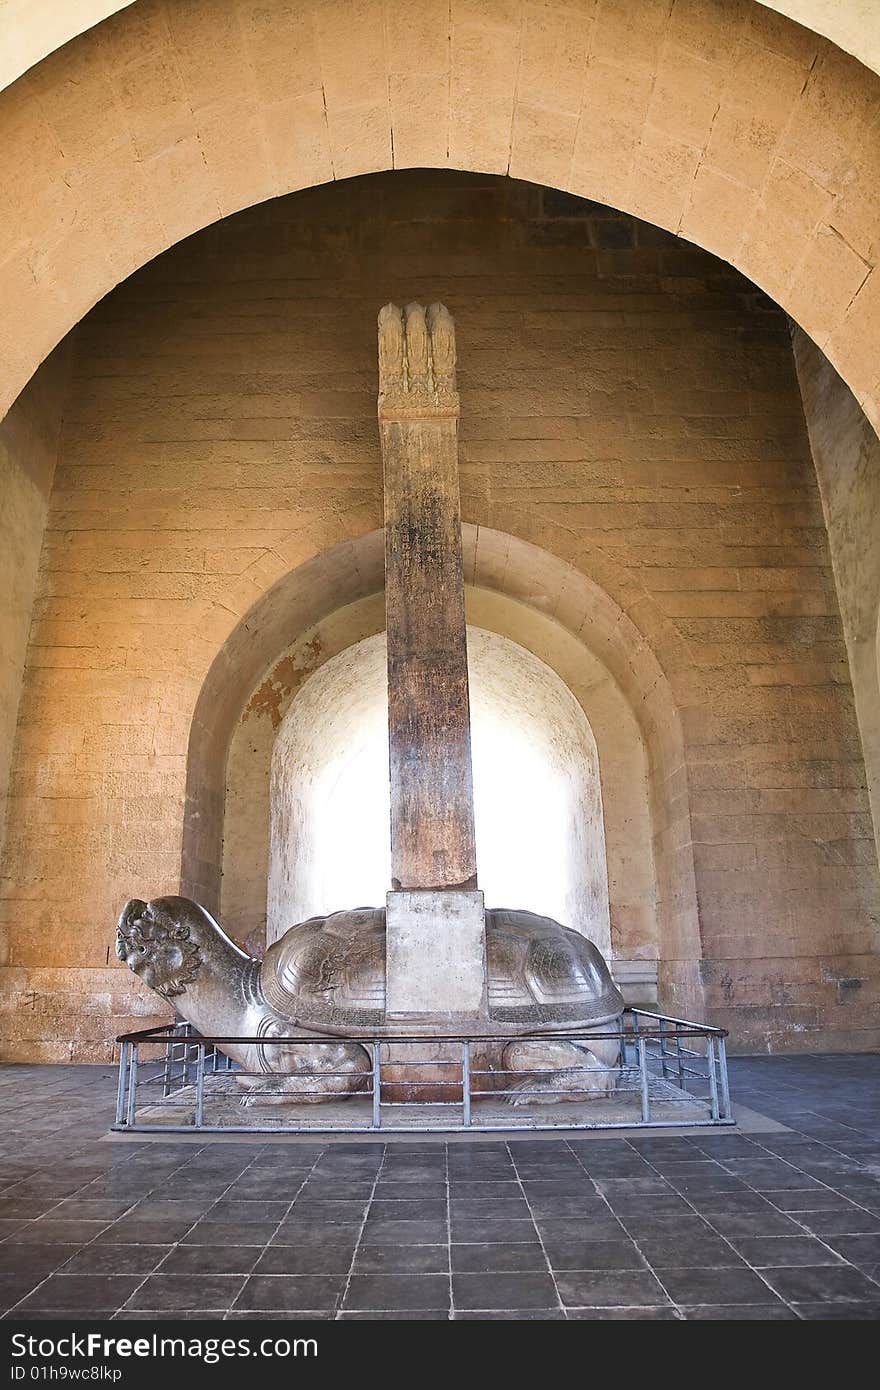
[117,896,623,1104]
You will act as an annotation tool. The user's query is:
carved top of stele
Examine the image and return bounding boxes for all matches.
[378,302,459,420]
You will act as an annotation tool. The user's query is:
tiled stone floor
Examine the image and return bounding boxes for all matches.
[0,1055,878,1320]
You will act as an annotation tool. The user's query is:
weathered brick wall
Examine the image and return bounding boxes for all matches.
[0,344,70,885]
[793,328,880,871]
[1,170,877,1058]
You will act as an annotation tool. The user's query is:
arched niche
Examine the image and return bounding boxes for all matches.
[265,625,613,957]
[185,525,693,1000]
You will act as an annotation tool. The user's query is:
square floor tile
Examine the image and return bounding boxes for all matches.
[795,1209,880,1236]
[254,1243,357,1276]
[452,1272,559,1311]
[369,1200,448,1221]
[233,1276,344,1312]
[352,1244,448,1275]
[555,1270,668,1308]
[792,1301,880,1320]
[13,1275,144,1313]
[680,1303,797,1320]
[730,1236,845,1267]
[760,1265,880,1303]
[0,1273,54,1310]
[343,1275,450,1311]
[823,1233,880,1266]
[543,1239,645,1271]
[156,1245,261,1275]
[0,1244,79,1276]
[635,1236,745,1269]
[125,1274,247,1310]
[705,1212,804,1239]
[531,1217,624,1243]
[59,1245,170,1276]
[361,1220,448,1246]
[655,1267,782,1306]
[451,1243,548,1273]
[13,1220,108,1245]
[185,1222,277,1246]
[565,1306,680,1320]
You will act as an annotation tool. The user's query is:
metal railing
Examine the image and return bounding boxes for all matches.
[112,1009,733,1134]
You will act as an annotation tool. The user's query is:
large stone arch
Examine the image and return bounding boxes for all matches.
[3,3,880,97]
[1,0,879,430]
[184,524,700,1005]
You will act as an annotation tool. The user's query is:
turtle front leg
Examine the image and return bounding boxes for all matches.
[502,1038,620,1106]
[236,1042,371,1106]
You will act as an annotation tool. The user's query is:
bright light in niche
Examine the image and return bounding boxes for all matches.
[311,734,390,914]
[470,706,571,928]
[268,627,611,955]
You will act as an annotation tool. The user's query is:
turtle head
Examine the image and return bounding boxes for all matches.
[116,896,205,998]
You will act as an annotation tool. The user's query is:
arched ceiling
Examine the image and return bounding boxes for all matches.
[2,0,878,94]
[1,0,879,431]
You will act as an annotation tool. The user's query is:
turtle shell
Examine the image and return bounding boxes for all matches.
[485,908,623,1029]
[260,905,623,1035]
[261,908,386,1032]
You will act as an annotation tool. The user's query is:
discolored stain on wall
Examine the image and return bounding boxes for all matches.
[244,637,324,733]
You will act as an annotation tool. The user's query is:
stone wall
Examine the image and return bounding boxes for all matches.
[1,170,877,1058]
[0,344,70,882]
[793,328,880,869]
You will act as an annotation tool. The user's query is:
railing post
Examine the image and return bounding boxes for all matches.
[162,1033,173,1098]
[371,1043,382,1130]
[629,1009,640,1072]
[658,1016,669,1080]
[194,1044,206,1128]
[717,1035,732,1121]
[115,1041,129,1126]
[637,1035,650,1123]
[461,1042,471,1128]
[706,1036,720,1121]
[126,1044,139,1127]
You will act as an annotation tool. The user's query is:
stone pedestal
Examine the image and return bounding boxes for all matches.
[384,887,487,1102]
[385,888,487,1020]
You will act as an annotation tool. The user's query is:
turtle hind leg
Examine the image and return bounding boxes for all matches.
[236,1041,371,1106]
[502,1038,620,1106]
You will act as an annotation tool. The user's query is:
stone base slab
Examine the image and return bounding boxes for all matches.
[385,888,486,1021]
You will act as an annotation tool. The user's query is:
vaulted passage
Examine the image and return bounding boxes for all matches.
[1,167,878,1059]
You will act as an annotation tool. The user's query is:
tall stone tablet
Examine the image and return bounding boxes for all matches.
[377,303,486,1021]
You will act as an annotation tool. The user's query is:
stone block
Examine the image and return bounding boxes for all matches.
[385,890,487,1019]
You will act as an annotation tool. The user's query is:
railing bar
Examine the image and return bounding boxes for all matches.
[111,1119,736,1135]
[114,1024,725,1045]
[112,1009,732,1134]
[625,1007,728,1034]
